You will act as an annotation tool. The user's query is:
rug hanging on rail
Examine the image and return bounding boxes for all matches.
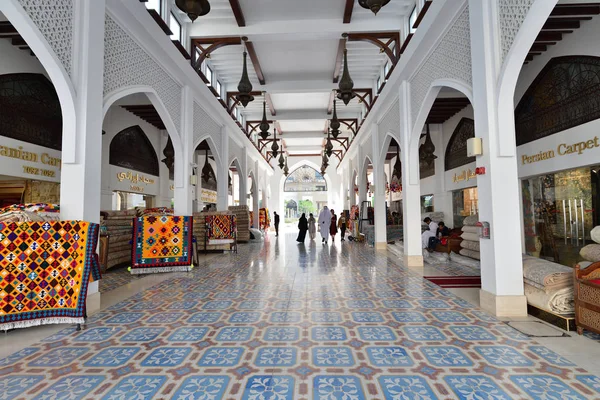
[206,215,236,244]
[0,220,100,330]
[131,215,193,274]
[259,208,270,229]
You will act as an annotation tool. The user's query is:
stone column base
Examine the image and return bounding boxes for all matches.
[479,289,527,317]
[403,255,424,267]
[375,242,387,250]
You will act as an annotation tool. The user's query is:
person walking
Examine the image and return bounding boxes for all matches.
[338,212,347,241]
[308,213,316,240]
[297,213,308,243]
[273,211,280,236]
[318,206,331,244]
[330,209,338,241]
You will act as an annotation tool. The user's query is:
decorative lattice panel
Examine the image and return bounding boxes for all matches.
[498,0,535,64]
[103,15,182,133]
[410,6,472,126]
[379,99,400,138]
[17,0,73,77]
[194,101,221,152]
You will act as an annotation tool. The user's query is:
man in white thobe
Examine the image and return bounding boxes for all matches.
[318,206,331,244]
[421,217,439,249]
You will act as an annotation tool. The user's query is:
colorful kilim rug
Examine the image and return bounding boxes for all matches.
[131,215,193,274]
[206,215,236,244]
[0,220,99,330]
[259,208,270,229]
[249,211,254,228]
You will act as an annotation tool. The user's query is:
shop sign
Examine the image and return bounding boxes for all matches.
[116,171,156,185]
[0,141,62,181]
[200,188,217,203]
[452,168,476,183]
[111,167,159,196]
[521,136,600,165]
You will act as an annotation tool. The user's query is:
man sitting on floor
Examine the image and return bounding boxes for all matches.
[427,221,450,251]
[421,217,438,252]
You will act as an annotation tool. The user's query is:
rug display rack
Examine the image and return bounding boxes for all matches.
[204,214,237,254]
[193,211,234,253]
[100,209,136,271]
[228,205,250,242]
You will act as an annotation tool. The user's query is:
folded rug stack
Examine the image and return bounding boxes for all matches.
[459,215,480,260]
[522,255,574,315]
[0,203,61,223]
[228,205,250,242]
[193,211,235,251]
[579,226,600,263]
[101,209,136,270]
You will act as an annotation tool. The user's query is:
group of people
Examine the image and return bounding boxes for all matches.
[296,206,347,244]
[421,217,450,252]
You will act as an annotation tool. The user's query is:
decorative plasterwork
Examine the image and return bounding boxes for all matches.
[103,15,182,133]
[498,0,535,64]
[379,99,400,138]
[17,0,73,76]
[410,6,472,126]
[194,101,221,154]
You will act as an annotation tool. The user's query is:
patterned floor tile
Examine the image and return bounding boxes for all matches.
[33,375,105,400]
[311,327,348,341]
[378,376,437,399]
[366,347,414,366]
[474,346,533,367]
[255,347,297,367]
[510,375,587,399]
[199,347,245,367]
[141,347,192,366]
[243,376,295,400]
[312,347,355,367]
[445,375,510,399]
[171,376,231,399]
[421,346,473,367]
[101,375,167,400]
[84,347,140,367]
[313,376,365,399]
[357,327,397,341]
[0,376,44,399]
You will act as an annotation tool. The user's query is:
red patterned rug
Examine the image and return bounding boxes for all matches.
[425,275,481,288]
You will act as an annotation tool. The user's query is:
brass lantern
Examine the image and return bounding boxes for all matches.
[278,151,285,169]
[330,99,341,139]
[358,0,390,15]
[337,34,356,105]
[325,130,333,157]
[259,99,270,140]
[283,157,289,177]
[271,128,279,159]
[175,0,211,22]
[235,38,254,107]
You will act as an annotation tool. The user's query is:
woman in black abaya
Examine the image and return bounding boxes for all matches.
[297,213,308,243]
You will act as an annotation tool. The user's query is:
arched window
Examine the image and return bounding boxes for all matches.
[109,126,159,176]
[445,118,475,171]
[284,165,327,192]
[515,56,600,145]
[0,73,62,150]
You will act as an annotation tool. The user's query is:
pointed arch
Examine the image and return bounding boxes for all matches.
[109,125,159,176]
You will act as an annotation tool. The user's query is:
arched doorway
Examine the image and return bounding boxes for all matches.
[282,164,327,231]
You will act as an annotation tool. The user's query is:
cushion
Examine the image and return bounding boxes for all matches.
[580,244,600,263]
[461,225,479,234]
[461,232,479,242]
[463,214,479,226]
[588,279,600,285]
[460,248,481,260]
[591,226,600,244]
[461,240,480,251]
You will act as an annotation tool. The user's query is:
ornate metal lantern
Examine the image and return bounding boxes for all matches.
[392,145,402,181]
[271,128,279,158]
[325,130,333,157]
[358,0,390,15]
[259,99,270,140]
[419,124,437,167]
[175,0,211,21]
[278,151,285,169]
[201,149,213,183]
[235,38,254,107]
[283,157,289,177]
[330,99,341,139]
[337,34,356,106]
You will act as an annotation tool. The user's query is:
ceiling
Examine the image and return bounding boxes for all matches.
[188,0,414,162]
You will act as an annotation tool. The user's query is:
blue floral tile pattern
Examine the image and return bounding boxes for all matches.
[0,376,44,399]
[264,327,300,342]
[403,326,446,341]
[243,376,294,400]
[528,346,575,366]
[141,347,192,367]
[255,348,297,367]
[120,327,165,342]
[510,375,586,399]
[576,375,600,393]
[312,347,355,367]
[172,376,230,399]
[216,327,254,342]
[29,348,89,367]
[167,327,209,342]
[33,376,104,400]
[378,376,437,399]
[84,347,140,367]
[313,376,365,399]
[351,312,385,323]
[357,327,397,341]
[474,346,533,367]
[366,347,414,366]
[199,347,244,367]
[450,326,496,341]
[312,327,347,341]
[188,312,223,323]
[391,311,428,323]
[102,376,167,399]
[445,375,510,399]
[421,346,473,367]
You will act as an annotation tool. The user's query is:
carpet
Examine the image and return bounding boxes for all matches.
[425,275,482,288]
[0,220,99,330]
[131,215,193,274]
[206,215,236,244]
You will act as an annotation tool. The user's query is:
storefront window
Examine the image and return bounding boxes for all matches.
[421,194,434,213]
[522,167,595,266]
[452,187,478,228]
[112,191,149,211]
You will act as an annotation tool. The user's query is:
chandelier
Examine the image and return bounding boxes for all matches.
[337,34,356,106]
[175,0,211,22]
[358,0,390,15]
[271,127,279,158]
[330,98,341,139]
[259,97,270,140]
[235,37,254,107]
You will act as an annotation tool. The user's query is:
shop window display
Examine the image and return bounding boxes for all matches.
[421,194,434,213]
[452,188,478,228]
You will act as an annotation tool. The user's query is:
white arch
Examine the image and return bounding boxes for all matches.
[0,1,77,163]
[497,0,558,156]
[379,131,402,162]
[279,159,334,216]
[193,135,222,173]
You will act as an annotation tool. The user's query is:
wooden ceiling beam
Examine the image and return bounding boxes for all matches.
[412,0,432,29]
[347,31,401,65]
[343,0,354,24]
[332,39,345,84]
[265,92,276,116]
[245,41,266,85]
[535,31,564,42]
[551,5,600,16]
[327,91,335,114]
[228,0,246,27]
[542,18,582,30]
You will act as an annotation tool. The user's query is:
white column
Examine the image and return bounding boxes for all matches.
[239,151,248,207]
[174,86,193,215]
[372,125,387,249]
[217,126,229,211]
[59,0,105,222]
[348,166,356,208]
[469,0,526,316]
[399,80,423,267]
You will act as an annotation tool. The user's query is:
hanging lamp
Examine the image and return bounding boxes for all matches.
[325,130,333,157]
[358,0,390,15]
[235,37,254,107]
[419,124,437,166]
[259,96,270,140]
[278,151,285,169]
[201,149,212,183]
[337,33,356,106]
[271,127,279,158]
[175,0,211,22]
[393,144,402,180]
[283,157,289,177]
[330,98,341,139]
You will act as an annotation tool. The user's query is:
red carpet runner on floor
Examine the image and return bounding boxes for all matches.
[425,275,482,288]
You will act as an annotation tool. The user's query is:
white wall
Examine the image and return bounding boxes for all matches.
[0,39,48,76]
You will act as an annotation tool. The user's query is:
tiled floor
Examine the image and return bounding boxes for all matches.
[1,234,600,399]
[99,265,141,293]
